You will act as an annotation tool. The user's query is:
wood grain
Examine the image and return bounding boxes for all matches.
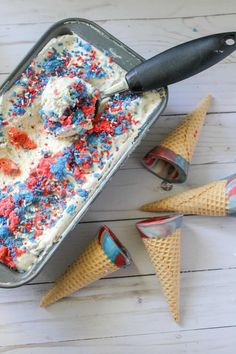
[33,216,236,284]
[0,16,236,114]
[1,63,236,114]
[85,164,236,219]
[2,326,236,354]
[125,112,236,168]
[0,0,236,24]
[0,269,236,347]
[1,15,236,61]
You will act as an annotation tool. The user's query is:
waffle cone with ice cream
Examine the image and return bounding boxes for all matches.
[136,214,183,321]
[141,174,236,216]
[40,226,131,307]
[142,95,212,183]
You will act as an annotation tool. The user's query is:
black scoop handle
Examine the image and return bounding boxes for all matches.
[125,32,236,92]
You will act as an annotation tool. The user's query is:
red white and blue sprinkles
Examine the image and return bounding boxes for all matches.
[0,34,155,271]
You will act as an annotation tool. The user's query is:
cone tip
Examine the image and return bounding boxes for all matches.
[40,295,51,308]
[205,94,213,100]
[40,289,57,308]
[172,312,180,323]
[40,299,47,308]
[140,204,149,211]
[199,94,213,107]
[189,94,213,117]
[140,201,165,212]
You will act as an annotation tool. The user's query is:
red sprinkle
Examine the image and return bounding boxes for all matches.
[0,247,8,260]
[7,127,37,150]
[0,246,16,268]
[0,158,21,176]
[8,211,20,232]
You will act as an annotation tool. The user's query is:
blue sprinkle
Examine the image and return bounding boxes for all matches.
[50,156,68,180]
[13,194,21,203]
[0,216,7,226]
[82,43,92,51]
[79,128,85,135]
[0,226,11,239]
[78,189,89,199]
[22,191,34,205]
[93,172,100,178]
[67,204,76,214]
[103,50,111,56]
[114,125,123,135]
[0,193,7,201]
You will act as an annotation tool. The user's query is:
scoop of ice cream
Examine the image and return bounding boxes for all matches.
[40,77,99,137]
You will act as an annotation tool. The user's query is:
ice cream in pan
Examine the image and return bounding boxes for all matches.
[0,30,235,272]
[0,34,161,272]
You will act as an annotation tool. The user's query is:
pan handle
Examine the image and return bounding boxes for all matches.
[125,32,236,92]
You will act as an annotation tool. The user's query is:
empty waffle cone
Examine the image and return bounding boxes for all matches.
[40,226,131,307]
[142,95,212,183]
[141,174,236,216]
[137,214,183,322]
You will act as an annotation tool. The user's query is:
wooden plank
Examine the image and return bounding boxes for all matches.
[1,72,235,167]
[0,71,235,166]
[103,15,236,62]
[34,215,236,283]
[0,0,236,24]
[4,326,236,354]
[86,163,236,220]
[1,62,236,113]
[0,17,236,113]
[1,61,236,113]
[0,269,235,346]
[166,64,236,114]
[1,15,236,62]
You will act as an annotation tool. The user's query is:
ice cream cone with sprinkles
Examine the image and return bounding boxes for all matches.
[136,214,183,322]
[40,226,131,307]
[141,174,236,216]
[142,95,212,183]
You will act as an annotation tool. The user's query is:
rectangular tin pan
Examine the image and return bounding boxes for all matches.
[0,18,168,287]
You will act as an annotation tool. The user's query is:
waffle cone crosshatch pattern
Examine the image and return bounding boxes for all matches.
[40,226,131,307]
[137,214,183,321]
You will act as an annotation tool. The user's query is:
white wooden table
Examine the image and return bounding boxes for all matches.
[1,1,236,352]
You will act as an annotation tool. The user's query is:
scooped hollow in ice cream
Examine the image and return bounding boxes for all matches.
[40,77,100,137]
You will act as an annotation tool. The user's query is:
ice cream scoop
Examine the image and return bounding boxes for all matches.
[40,76,99,137]
[40,33,235,137]
[102,32,236,97]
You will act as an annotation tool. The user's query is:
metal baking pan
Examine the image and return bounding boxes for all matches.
[0,18,168,288]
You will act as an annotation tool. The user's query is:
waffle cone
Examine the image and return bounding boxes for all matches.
[141,179,228,216]
[40,238,118,307]
[160,95,212,163]
[142,229,180,321]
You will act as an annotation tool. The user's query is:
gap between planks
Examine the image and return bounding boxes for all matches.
[1,0,236,24]
[1,324,236,352]
[1,269,236,348]
[27,266,236,287]
[1,11,236,27]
